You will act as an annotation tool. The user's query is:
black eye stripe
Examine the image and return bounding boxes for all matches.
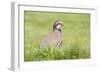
[56,23,62,27]
[58,23,61,25]
[56,23,61,24]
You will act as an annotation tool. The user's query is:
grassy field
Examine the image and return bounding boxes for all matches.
[24,11,90,61]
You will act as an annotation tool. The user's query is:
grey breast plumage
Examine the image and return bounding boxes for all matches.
[40,20,63,48]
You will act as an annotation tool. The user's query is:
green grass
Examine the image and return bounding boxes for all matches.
[24,11,90,62]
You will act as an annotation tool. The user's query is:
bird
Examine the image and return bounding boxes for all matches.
[40,20,63,48]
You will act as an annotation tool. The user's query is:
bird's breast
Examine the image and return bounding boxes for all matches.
[47,32,62,43]
[40,31,63,48]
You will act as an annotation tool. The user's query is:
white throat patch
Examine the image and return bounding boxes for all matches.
[56,24,61,29]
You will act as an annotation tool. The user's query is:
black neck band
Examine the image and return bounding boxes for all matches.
[53,28,61,32]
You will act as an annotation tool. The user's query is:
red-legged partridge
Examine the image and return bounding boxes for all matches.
[40,20,63,48]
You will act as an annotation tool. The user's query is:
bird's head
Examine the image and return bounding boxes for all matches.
[53,20,63,31]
